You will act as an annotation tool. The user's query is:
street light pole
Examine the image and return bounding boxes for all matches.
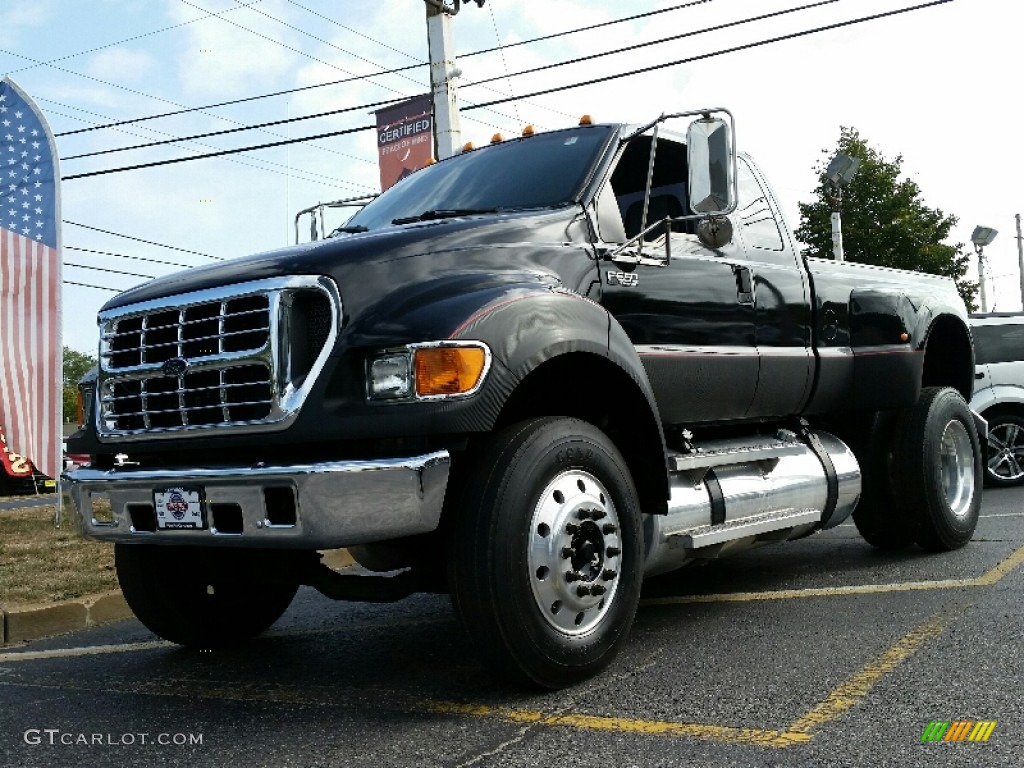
[971,225,999,314]
[425,1,467,161]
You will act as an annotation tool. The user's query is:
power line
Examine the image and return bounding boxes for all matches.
[46,98,374,190]
[464,0,839,89]
[62,123,373,181]
[60,96,396,161]
[60,0,829,164]
[464,0,952,111]
[64,280,122,292]
[65,262,159,280]
[5,0,265,77]
[461,0,713,59]
[64,246,196,270]
[180,0,511,132]
[63,222,217,259]
[60,1,949,181]
[52,63,424,138]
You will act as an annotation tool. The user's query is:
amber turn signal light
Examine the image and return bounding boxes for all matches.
[414,346,487,396]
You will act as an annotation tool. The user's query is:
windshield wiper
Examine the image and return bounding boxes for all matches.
[330,224,368,235]
[391,208,498,225]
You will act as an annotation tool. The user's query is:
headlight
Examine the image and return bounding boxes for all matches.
[367,354,412,399]
[366,342,491,401]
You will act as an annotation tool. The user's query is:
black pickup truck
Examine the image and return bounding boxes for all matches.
[63,109,983,688]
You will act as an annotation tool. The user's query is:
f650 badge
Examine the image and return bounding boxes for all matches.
[606,271,639,287]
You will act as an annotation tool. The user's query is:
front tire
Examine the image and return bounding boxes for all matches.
[116,545,299,647]
[894,387,983,551]
[448,417,643,689]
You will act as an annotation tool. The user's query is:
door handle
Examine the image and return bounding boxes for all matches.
[733,265,754,305]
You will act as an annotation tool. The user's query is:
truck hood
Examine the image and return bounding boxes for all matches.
[99,207,584,313]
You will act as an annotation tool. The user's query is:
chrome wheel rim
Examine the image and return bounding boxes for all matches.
[986,422,1024,482]
[940,420,975,518]
[528,470,622,636]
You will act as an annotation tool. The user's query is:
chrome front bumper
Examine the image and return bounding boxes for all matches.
[59,452,450,550]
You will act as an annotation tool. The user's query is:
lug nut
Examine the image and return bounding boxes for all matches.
[576,585,591,597]
[560,547,574,559]
[606,547,620,558]
[576,509,591,520]
[591,584,607,596]
[564,570,582,582]
[602,523,617,535]
[592,509,607,520]
[565,523,579,534]
[602,569,617,581]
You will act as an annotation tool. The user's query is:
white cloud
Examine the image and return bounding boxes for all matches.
[86,47,159,83]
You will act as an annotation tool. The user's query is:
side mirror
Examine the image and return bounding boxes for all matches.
[687,116,735,215]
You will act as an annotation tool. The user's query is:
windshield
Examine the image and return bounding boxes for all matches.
[344,125,615,231]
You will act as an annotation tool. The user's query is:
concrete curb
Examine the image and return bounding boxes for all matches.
[0,548,355,646]
[1,590,131,646]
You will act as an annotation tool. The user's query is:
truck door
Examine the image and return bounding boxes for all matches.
[594,134,759,425]
[733,156,814,418]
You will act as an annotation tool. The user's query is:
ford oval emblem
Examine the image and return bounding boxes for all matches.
[162,357,190,377]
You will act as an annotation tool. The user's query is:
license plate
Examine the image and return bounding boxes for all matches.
[43,479,56,489]
[154,487,205,530]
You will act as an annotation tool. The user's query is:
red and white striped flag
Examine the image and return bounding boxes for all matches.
[0,77,62,480]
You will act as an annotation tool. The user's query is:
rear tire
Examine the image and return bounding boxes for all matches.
[893,387,982,551]
[116,545,299,647]
[851,411,917,550]
[448,417,643,689]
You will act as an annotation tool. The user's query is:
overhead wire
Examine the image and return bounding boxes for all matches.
[58,0,951,181]
[46,99,374,190]
[63,246,197,270]
[462,0,839,89]
[59,0,803,163]
[4,0,266,77]
[65,263,159,280]
[63,281,124,292]
[63,222,215,259]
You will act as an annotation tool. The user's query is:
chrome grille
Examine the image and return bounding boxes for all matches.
[105,295,270,369]
[96,276,340,440]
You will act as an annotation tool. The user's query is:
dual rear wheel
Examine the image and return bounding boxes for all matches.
[852,387,983,552]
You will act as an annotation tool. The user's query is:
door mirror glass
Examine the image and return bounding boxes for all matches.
[687,117,735,215]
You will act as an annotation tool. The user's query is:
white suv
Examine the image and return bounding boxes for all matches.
[970,313,1024,486]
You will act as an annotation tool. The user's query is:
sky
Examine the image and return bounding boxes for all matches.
[1,0,1021,355]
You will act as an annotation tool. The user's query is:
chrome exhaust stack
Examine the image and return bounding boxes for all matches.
[644,430,860,577]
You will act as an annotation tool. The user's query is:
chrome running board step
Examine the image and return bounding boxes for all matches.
[668,438,806,472]
[669,507,822,549]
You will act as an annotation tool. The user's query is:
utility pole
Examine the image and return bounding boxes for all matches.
[977,247,988,313]
[425,1,466,160]
[1017,213,1024,310]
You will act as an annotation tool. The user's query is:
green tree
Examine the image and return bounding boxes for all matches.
[795,127,978,311]
[63,346,97,423]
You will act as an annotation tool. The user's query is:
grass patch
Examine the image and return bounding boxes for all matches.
[0,505,117,608]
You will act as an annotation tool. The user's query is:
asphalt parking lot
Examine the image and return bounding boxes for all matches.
[1,488,1021,768]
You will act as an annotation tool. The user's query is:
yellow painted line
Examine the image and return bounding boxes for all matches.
[642,543,1024,606]
[974,543,1024,585]
[0,616,453,664]
[422,700,811,748]
[641,579,974,606]
[786,608,953,735]
[0,640,172,663]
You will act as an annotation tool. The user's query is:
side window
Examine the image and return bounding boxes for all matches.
[736,157,783,251]
[973,322,1024,364]
[608,136,692,240]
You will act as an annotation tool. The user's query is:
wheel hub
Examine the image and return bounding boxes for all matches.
[529,470,622,636]
[940,419,975,519]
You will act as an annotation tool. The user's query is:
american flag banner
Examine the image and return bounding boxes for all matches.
[0,77,62,480]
